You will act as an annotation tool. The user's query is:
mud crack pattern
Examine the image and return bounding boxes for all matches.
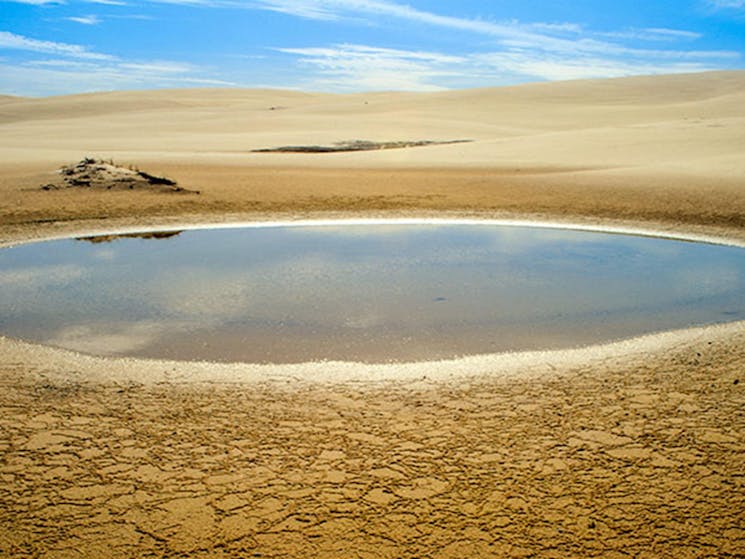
[1,335,744,558]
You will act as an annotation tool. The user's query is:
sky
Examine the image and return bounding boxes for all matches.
[1,0,744,96]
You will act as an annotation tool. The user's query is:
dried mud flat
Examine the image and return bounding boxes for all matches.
[1,324,744,558]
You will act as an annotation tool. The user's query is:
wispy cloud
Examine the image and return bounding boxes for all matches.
[0,60,239,96]
[2,0,65,4]
[600,27,703,41]
[67,15,101,25]
[248,2,731,89]
[1,0,742,94]
[252,0,340,19]
[273,41,725,91]
[252,1,676,50]
[276,44,462,91]
[3,0,130,6]
[254,0,551,42]
[251,0,738,90]
[521,21,583,34]
[0,29,237,95]
[0,30,112,59]
[471,51,718,82]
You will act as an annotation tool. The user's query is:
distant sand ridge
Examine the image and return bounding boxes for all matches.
[0,72,744,558]
[0,71,744,237]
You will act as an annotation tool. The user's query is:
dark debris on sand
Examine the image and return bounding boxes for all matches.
[252,139,472,153]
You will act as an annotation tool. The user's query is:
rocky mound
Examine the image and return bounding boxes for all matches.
[41,158,198,194]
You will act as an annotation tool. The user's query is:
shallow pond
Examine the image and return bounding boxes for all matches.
[1,223,744,363]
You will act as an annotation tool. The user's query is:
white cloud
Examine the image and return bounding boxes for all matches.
[522,21,583,34]
[256,1,739,83]
[2,0,65,4]
[118,60,198,73]
[276,44,462,91]
[600,27,703,42]
[252,0,340,19]
[67,15,101,25]
[0,58,238,96]
[472,51,717,82]
[255,0,543,42]
[1,0,741,95]
[642,27,703,40]
[128,0,742,68]
[495,35,738,61]
[28,58,99,67]
[136,0,233,5]
[0,30,112,59]
[273,41,724,91]
[252,1,692,52]
[0,27,239,95]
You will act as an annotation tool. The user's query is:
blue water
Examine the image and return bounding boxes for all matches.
[0,224,743,363]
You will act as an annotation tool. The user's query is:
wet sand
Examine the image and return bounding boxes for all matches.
[1,72,744,557]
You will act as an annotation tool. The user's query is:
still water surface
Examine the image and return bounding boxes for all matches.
[1,224,744,363]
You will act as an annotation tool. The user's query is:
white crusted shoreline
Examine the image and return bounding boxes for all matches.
[2,320,744,386]
[2,214,744,386]
[3,215,745,249]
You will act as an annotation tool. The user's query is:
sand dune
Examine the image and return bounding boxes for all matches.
[1,70,743,173]
[1,70,744,235]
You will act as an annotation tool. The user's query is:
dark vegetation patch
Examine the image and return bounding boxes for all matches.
[252,139,472,153]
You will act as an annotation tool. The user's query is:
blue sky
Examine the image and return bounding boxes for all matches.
[1,0,744,96]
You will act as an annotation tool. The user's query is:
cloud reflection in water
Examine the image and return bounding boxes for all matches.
[0,224,743,363]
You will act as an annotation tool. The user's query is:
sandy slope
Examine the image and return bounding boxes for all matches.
[1,72,744,558]
[1,71,744,236]
[2,71,744,172]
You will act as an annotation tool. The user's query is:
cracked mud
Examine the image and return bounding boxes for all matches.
[1,331,743,558]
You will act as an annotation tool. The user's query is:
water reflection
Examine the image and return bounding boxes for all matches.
[75,231,182,244]
[0,224,743,363]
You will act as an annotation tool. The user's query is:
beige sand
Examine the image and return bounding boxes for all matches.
[1,71,744,557]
